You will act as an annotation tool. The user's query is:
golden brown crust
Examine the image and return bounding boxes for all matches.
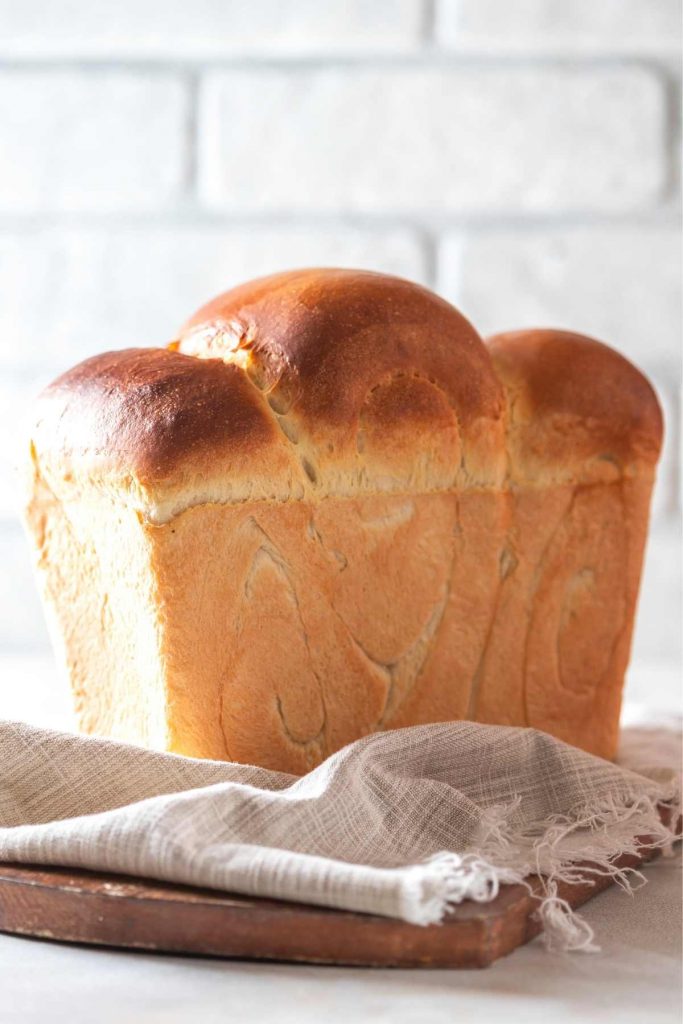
[487,328,663,485]
[33,348,282,482]
[180,269,507,492]
[30,347,302,522]
[24,278,664,767]
[30,270,507,522]
[181,268,502,429]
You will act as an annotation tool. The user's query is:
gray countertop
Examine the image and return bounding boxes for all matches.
[2,855,680,1024]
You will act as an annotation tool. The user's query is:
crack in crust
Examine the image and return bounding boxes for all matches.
[302,497,459,731]
[182,318,329,508]
[463,493,518,723]
[520,487,579,727]
[217,687,235,762]
[306,516,348,570]
[180,333,470,512]
[235,517,328,756]
[239,502,461,744]
[376,596,450,729]
[553,487,627,702]
[520,482,630,736]
[28,284,661,770]
[337,514,459,732]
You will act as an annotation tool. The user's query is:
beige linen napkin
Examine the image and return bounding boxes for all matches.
[0,718,679,952]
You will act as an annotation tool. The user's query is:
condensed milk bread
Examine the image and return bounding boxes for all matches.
[24,270,662,770]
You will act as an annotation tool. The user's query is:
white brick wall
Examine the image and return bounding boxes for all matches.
[0,226,426,377]
[0,73,188,212]
[439,228,681,371]
[199,67,666,214]
[0,2,680,685]
[436,0,682,55]
[0,1,425,58]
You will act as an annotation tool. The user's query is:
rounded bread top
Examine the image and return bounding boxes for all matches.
[30,269,507,522]
[487,328,663,486]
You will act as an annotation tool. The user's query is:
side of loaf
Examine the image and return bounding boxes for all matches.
[23,270,662,771]
[477,329,662,758]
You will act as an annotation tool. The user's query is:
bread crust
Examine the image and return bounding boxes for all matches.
[487,328,663,484]
[477,327,662,758]
[32,270,507,523]
[24,276,663,767]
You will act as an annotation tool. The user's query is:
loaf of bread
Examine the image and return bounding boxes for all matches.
[24,270,662,771]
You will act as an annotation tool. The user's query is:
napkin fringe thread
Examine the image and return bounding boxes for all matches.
[400,791,680,952]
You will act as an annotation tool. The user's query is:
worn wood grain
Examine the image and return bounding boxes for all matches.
[0,840,663,968]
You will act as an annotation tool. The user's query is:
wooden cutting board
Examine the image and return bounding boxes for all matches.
[0,841,662,968]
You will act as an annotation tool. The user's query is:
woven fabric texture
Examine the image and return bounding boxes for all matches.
[0,718,679,949]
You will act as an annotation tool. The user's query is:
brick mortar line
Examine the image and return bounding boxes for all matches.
[1,55,677,194]
[420,0,437,46]
[0,54,679,72]
[662,73,683,203]
[182,69,199,201]
[0,212,679,231]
